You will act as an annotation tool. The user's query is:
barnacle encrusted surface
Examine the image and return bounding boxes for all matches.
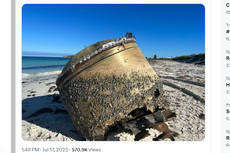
[57,35,163,140]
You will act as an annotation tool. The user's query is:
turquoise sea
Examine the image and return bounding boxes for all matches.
[22,56,70,78]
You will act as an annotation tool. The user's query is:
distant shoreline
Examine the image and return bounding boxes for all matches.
[22,55,71,58]
[147,53,205,65]
[63,55,74,58]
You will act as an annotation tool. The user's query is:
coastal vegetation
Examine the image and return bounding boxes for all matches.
[147,53,205,65]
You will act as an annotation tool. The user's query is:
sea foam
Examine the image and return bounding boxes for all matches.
[22,71,61,79]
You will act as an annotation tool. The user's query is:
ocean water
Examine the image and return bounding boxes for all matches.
[22,56,71,78]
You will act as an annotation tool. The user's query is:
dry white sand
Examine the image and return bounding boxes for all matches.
[22,60,205,141]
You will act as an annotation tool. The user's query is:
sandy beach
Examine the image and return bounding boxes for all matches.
[22,60,205,141]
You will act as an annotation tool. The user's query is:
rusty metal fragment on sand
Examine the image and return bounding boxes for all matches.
[56,32,172,140]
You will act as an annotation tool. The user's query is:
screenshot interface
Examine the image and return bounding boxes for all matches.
[3,0,230,152]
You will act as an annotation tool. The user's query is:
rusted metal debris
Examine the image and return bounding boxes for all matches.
[56,32,176,140]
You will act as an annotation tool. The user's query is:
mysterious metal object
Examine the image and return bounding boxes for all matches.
[56,32,164,140]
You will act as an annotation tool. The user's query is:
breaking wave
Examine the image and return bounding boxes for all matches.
[22,71,61,79]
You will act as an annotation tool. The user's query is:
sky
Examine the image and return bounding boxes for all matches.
[22,4,205,58]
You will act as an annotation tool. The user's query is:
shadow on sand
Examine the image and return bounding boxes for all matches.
[22,94,86,141]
